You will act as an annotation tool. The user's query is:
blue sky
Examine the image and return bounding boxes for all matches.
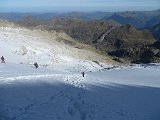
[0,0,160,12]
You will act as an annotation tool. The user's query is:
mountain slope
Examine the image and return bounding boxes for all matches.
[39,19,121,44]
[94,24,155,50]
[92,24,160,63]
[16,17,158,63]
[0,20,114,72]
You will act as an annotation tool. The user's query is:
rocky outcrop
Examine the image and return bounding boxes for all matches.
[109,42,160,63]
[93,24,155,51]
[48,20,158,63]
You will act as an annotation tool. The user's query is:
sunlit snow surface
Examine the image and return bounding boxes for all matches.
[0,63,160,120]
[0,26,160,120]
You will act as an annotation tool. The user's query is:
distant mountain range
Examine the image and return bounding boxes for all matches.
[0,9,160,28]
[0,12,58,20]
[106,9,160,28]
[0,11,112,21]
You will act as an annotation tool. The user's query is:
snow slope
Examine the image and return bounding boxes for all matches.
[0,63,160,120]
[0,22,160,120]
[0,23,113,72]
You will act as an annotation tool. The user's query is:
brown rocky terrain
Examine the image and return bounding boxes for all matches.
[14,17,160,63]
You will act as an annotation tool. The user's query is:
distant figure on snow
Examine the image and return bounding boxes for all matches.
[34,62,38,69]
[1,56,5,63]
[82,71,85,77]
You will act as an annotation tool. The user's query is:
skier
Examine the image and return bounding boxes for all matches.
[1,56,5,63]
[34,62,38,69]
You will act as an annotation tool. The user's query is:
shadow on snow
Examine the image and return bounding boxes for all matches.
[0,81,160,120]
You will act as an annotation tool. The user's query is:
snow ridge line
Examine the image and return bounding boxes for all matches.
[0,74,64,81]
[0,73,85,88]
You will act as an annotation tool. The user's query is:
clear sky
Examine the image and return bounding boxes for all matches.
[0,0,160,12]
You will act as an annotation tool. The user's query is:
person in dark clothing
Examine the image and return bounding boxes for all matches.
[34,62,38,69]
[82,72,85,77]
[1,56,5,63]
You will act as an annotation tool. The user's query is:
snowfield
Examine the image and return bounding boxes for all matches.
[0,23,160,120]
